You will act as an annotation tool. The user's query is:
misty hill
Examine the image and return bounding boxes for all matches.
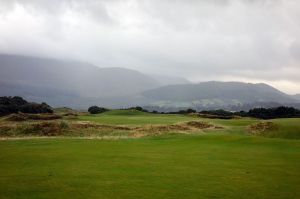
[1,54,299,110]
[151,75,190,86]
[293,94,300,101]
[142,81,297,109]
[0,54,169,107]
[0,54,162,97]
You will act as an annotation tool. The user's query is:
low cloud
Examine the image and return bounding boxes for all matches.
[0,0,299,93]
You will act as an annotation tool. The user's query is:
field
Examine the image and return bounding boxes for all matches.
[0,110,300,199]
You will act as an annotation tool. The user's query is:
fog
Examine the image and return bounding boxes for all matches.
[0,0,299,94]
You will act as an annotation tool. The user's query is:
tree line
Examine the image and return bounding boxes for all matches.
[88,105,300,119]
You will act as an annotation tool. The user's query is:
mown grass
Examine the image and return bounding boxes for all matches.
[0,135,299,199]
[78,110,198,126]
[1,110,300,198]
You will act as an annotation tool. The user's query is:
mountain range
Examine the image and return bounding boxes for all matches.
[0,54,299,110]
[293,94,300,101]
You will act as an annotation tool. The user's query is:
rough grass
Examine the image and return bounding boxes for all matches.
[0,135,299,199]
[247,118,300,139]
[5,113,62,121]
[0,120,218,138]
[1,110,300,140]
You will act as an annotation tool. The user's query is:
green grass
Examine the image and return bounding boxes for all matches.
[1,111,300,198]
[78,110,198,126]
[0,135,299,199]
[260,118,300,139]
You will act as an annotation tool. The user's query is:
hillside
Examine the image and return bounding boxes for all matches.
[0,54,162,107]
[293,94,300,101]
[142,81,297,109]
[0,54,298,110]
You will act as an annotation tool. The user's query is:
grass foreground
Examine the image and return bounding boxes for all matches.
[0,110,300,199]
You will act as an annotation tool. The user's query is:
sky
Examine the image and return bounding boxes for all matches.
[0,0,299,94]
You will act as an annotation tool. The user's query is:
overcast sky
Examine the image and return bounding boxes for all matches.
[0,0,299,94]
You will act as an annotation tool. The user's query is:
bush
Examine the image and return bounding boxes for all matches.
[199,109,234,117]
[19,103,53,114]
[127,106,149,112]
[0,96,53,116]
[59,121,69,129]
[88,106,108,114]
[248,106,300,119]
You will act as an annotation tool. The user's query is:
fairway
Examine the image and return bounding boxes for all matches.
[78,110,198,125]
[1,135,300,199]
[1,111,300,199]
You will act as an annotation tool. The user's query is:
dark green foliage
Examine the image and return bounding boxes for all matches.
[197,107,300,119]
[177,109,196,114]
[132,106,143,111]
[0,96,28,114]
[0,96,53,115]
[127,106,149,112]
[200,109,234,116]
[19,102,53,114]
[0,96,27,106]
[248,106,300,119]
[88,106,108,114]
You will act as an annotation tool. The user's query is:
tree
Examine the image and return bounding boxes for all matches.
[88,106,108,114]
[19,103,53,114]
[0,96,53,115]
[248,106,300,119]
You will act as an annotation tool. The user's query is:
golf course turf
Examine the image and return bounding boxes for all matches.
[0,111,300,199]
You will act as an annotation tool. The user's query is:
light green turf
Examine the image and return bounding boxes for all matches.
[0,135,300,199]
[78,110,199,126]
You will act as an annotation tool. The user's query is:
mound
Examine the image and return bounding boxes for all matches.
[6,113,62,121]
[247,122,278,136]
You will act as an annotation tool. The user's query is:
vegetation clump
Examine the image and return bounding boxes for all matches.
[88,106,108,114]
[0,96,53,116]
[247,107,300,119]
[185,121,214,128]
[146,107,300,119]
[247,122,278,136]
[5,113,62,121]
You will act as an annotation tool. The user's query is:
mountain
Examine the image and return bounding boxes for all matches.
[0,54,161,108]
[141,81,297,109]
[151,75,190,86]
[292,94,300,101]
[1,54,298,110]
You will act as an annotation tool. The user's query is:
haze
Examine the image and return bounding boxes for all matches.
[0,0,300,94]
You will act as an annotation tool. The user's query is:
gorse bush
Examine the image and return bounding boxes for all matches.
[248,106,300,119]
[88,106,108,114]
[0,96,53,116]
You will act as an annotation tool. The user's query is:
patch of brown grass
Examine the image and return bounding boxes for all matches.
[247,121,278,135]
[130,121,219,137]
[71,122,131,131]
[0,120,220,138]
[70,120,218,138]
[185,121,214,128]
[197,113,239,119]
[5,113,62,121]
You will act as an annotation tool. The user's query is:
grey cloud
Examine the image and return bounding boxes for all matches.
[0,0,300,93]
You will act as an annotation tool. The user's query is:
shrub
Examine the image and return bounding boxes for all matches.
[248,106,300,119]
[0,96,53,115]
[19,103,53,114]
[59,121,69,129]
[88,106,108,114]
